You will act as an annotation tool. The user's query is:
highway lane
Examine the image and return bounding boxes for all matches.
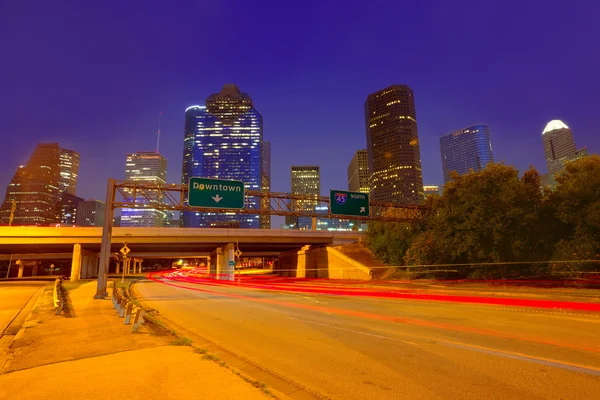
[0,281,46,336]
[134,276,600,400]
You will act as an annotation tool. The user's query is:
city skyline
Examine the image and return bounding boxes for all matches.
[2,2,600,205]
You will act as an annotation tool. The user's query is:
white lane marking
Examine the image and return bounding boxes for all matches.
[288,317,418,346]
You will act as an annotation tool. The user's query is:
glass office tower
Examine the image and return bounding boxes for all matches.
[120,151,169,227]
[59,149,80,195]
[440,124,494,183]
[181,84,263,228]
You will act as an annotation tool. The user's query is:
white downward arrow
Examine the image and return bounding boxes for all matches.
[360,207,365,213]
[212,194,223,203]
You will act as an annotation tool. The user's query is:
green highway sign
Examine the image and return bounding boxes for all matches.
[228,260,236,267]
[188,177,245,210]
[329,190,370,217]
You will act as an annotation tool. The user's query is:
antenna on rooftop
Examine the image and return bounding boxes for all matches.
[156,112,162,153]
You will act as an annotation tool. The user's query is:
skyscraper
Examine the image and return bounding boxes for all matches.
[181,84,263,228]
[120,151,169,227]
[542,120,588,187]
[365,85,424,204]
[59,149,80,195]
[439,124,494,183]
[75,199,105,227]
[260,141,271,229]
[0,143,64,226]
[347,149,369,193]
[287,166,320,227]
[57,192,84,225]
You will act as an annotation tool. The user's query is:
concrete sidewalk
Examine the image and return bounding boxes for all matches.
[0,280,278,399]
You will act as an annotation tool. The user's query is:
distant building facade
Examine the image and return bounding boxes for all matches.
[120,152,169,227]
[542,120,588,187]
[348,149,370,193]
[287,166,320,227]
[439,124,494,183]
[0,143,80,226]
[76,200,105,227]
[57,192,84,225]
[260,141,271,229]
[292,206,367,231]
[365,85,424,204]
[181,84,263,228]
[423,185,440,198]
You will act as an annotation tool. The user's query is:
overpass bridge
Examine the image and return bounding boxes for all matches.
[0,227,365,283]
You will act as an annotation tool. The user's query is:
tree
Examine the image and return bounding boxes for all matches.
[366,221,419,266]
[404,164,550,278]
[550,155,600,271]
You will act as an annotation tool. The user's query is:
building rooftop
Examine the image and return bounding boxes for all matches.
[542,120,569,135]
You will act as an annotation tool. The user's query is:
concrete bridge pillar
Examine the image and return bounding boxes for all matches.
[86,254,99,278]
[219,243,235,281]
[210,247,222,279]
[125,258,131,274]
[115,259,121,274]
[137,259,143,273]
[31,262,39,277]
[70,243,82,282]
[17,260,24,278]
[297,245,311,278]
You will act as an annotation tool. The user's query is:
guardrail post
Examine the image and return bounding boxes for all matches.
[119,298,127,317]
[115,290,121,313]
[124,303,134,324]
[131,309,145,333]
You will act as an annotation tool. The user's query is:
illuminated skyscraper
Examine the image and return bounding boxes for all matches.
[542,120,588,187]
[365,85,424,204]
[59,149,80,195]
[347,149,369,193]
[260,141,271,229]
[120,152,169,227]
[287,166,320,227]
[181,84,263,228]
[0,143,64,226]
[440,124,494,183]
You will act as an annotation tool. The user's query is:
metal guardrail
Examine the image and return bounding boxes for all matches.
[53,277,64,315]
[111,281,145,332]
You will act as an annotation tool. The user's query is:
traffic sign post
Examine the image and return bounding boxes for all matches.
[329,190,370,217]
[188,177,245,210]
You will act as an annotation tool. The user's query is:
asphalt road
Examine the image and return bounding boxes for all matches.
[135,276,600,400]
[0,281,46,336]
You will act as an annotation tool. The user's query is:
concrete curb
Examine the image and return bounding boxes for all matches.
[9,286,45,344]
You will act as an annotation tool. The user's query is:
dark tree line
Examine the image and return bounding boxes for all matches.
[367,155,600,279]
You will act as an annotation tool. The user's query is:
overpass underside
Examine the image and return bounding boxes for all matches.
[0,227,365,281]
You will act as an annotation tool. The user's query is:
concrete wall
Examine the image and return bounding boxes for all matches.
[276,245,372,280]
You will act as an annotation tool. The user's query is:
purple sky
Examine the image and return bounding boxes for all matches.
[2,1,599,219]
